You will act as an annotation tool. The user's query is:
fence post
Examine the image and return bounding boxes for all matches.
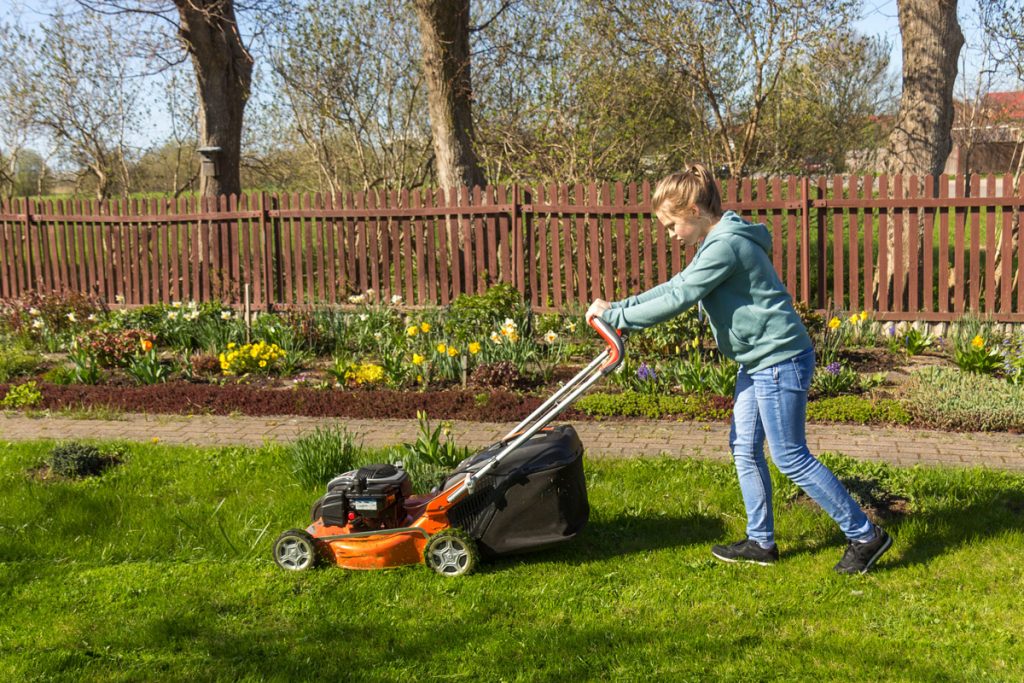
[815,178,827,309]
[24,197,42,291]
[799,177,811,306]
[521,185,534,309]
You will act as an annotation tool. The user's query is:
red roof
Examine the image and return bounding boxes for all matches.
[982,91,1024,120]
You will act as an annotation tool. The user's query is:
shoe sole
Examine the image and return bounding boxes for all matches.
[711,550,776,566]
[857,534,894,574]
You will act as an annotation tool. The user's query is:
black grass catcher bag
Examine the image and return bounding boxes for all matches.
[439,424,589,558]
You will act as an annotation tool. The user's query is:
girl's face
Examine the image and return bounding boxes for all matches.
[656,205,715,248]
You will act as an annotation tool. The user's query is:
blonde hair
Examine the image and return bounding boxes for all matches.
[652,163,723,218]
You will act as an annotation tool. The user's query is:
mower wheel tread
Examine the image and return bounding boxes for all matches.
[423,528,479,577]
[272,528,319,572]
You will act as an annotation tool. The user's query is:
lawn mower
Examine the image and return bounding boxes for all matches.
[271,316,624,577]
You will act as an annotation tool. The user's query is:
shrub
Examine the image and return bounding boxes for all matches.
[219,341,285,376]
[445,284,526,343]
[49,442,109,478]
[2,381,43,409]
[289,425,362,489]
[806,396,912,425]
[577,391,733,420]
[0,348,42,382]
[468,361,522,390]
[78,329,156,368]
[902,367,1024,432]
[811,362,862,398]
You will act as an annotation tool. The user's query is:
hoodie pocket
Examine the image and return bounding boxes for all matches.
[726,313,769,353]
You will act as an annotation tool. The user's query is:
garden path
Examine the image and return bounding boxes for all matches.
[1,414,1021,471]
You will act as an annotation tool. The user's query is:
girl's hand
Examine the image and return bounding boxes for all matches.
[586,299,611,323]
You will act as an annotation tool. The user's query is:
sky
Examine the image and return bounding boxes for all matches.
[0,0,1016,153]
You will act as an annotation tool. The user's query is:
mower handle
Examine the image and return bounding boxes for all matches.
[445,313,627,504]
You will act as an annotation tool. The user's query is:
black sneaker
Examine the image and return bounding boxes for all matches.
[711,538,779,566]
[834,525,893,574]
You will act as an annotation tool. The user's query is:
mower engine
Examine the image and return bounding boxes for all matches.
[314,463,413,531]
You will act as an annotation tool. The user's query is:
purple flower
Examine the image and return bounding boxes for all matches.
[637,362,657,382]
[825,362,841,375]
[886,324,897,337]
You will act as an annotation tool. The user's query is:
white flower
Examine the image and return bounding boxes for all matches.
[28,307,40,316]
[503,318,517,329]
[115,294,125,304]
[390,295,403,305]
[187,301,198,309]
[348,294,366,304]
[32,319,44,329]
[66,312,77,322]
[373,332,382,340]
[365,288,375,297]
[220,310,232,320]
[87,314,97,322]
[490,331,502,345]
[172,301,182,308]
[186,311,200,321]
[167,311,179,320]
[544,331,558,344]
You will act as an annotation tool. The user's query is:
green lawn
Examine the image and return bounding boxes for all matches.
[1,439,1022,682]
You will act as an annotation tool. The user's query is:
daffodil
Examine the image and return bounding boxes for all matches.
[468,342,481,354]
[971,335,985,350]
[859,310,868,322]
[412,353,424,365]
[437,343,447,354]
[407,325,419,337]
[420,322,431,333]
[544,331,558,344]
[448,346,458,357]
[828,317,841,330]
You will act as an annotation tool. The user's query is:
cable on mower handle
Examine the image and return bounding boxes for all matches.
[445,313,627,504]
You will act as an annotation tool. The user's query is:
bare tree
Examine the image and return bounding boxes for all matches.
[592,0,861,178]
[269,0,433,193]
[0,11,144,199]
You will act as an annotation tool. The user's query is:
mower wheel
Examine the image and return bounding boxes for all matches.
[272,528,318,572]
[423,528,479,577]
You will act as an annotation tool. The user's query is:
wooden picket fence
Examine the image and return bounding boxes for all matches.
[1,175,1022,321]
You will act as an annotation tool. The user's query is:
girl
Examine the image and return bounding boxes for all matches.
[586,164,892,574]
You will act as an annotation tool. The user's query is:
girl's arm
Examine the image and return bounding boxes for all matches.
[601,240,736,330]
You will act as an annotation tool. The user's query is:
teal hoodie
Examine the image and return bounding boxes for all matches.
[601,211,811,373]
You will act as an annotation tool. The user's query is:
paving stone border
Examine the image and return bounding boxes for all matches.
[2,414,1022,471]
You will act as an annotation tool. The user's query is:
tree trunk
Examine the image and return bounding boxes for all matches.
[413,0,488,295]
[877,0,963,311]
[413,0,486,191]
[175,0,253,199]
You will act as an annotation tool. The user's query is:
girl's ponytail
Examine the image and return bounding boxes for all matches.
[653,163,723,218]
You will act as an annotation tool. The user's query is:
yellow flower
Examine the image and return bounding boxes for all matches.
[468,342,481,355]
[828,317,841,330]
[412,353,424,365]
[406,325,419,337]
[448,346,458,357]
[436,343,447,354]
[420,322,431,333]
[971,335,984,350]
[848,314,858,325]
[490,331,502,344]
[151,437,159,444]
[691,337,700,349]
[140,339,153,352]
[227,342,236,349]
[417,374,424,383]
[859,310,868,322]
[259,360,267,368]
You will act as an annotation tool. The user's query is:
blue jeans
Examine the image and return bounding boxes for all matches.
[729,348,874,545]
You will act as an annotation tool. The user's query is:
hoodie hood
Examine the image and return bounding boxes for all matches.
[704,210,772,254]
